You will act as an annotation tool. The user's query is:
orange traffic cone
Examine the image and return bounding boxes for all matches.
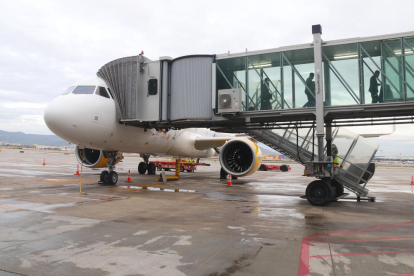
[411,176,414,185]
[227,174,232,187]
[75,164,80,175]
[42,158,46,166]
[126,170,132,183]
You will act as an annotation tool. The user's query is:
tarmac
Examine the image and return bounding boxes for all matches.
[0,149,413,276]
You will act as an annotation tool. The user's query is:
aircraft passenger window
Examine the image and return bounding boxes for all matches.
[148,79,158,95]
[62,86,75,95]
[72,86,96,94]
[96,87,110,98]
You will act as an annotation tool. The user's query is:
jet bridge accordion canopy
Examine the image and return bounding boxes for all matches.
[97,54,215,123]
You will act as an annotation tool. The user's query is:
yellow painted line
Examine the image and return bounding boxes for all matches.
[0,205,21,211]
[38,179,98,185]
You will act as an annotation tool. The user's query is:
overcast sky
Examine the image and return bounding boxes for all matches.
[1,0,414,156]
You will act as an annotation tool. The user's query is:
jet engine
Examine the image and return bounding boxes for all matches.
[75,146,122,168]
[219,139,262,177]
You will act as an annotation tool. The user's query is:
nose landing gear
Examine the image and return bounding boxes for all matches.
[100,151,119,185]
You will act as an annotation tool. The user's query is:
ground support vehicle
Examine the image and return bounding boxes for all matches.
[150,160,210,173]
[259,164,291,172]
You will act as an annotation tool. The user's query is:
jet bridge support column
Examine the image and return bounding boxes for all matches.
[312,24,325,161]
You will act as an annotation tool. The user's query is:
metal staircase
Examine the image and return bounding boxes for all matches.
[248,127,378,197]
[248,127,316,165]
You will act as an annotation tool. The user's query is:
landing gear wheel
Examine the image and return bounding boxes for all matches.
[220,168,227,179]
[147,163,156,175]
[330,179,344,198]
[157,165,162,171]
[280,165,288,172]
[306,180,332,206]
[138,162,147,174]
[108,171,118,185]
[100,170,109,183]
[180,166,184,172]
[103,171,111,184]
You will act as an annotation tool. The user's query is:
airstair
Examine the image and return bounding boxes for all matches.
[248,127,378,197]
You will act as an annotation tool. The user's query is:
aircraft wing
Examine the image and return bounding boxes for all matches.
[360,124,396,138]
[194,137,234,150]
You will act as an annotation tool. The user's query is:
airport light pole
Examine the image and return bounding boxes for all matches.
[312,24,325,161]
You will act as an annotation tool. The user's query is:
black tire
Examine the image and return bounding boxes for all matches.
[157,165,162,171]
[100,170,108,183]
[108,171,118,185]
[165,168,170,171]
[180,166,184,172]
[259,164,267,171]
[330,179,344,198]
[280,165,288,172]
[220,168,227,179]
[306,180,332,206]
[103,171,111,184]
[138,162,147,174]
[147,163,156,175]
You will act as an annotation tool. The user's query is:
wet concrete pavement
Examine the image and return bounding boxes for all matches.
[0,149,413,276]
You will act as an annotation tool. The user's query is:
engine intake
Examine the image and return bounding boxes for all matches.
[75,146,122,168]
[219,139,262,177]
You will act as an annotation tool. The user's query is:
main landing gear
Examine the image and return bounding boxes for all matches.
[100,151,119,185]
[138,154,156,175]
[220,168,238,180]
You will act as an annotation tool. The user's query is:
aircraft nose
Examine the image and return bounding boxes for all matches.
[44,96,75,139]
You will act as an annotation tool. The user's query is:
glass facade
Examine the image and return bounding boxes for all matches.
[216,34,414,111]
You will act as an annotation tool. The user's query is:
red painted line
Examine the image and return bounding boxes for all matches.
[298,237,310,276]
[312,236,414,244]
[326,222,414,237]
[382,273,414,276]
[310,249,414,258]
[298,222,414,276]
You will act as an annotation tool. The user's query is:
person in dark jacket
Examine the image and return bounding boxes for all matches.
[303,73,315,107]
[261,78,272,110]
[369,70,381,103]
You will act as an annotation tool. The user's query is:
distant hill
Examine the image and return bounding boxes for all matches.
[0,130,69,146]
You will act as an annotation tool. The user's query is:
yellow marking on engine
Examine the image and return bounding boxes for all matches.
[0,205,21,211]
[38,179,99,185]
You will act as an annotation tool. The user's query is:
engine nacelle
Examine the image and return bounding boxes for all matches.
[75,146,122,168]
[219,139,262,177]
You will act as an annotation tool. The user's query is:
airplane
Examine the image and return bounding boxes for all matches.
[44,76,263,185]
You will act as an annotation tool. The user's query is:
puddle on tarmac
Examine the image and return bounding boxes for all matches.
[117,186,196,193]
[0,198,75,213]
[204,192,300,204]
[0,168,73,176]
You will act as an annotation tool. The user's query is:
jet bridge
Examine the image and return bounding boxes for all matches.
[96,25,414,205]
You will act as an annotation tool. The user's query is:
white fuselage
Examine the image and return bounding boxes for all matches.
[44,77,220,158]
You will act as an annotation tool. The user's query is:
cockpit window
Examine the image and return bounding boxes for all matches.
[72,86,96,94]
[96,87,110,98]
[62,86,75,95]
